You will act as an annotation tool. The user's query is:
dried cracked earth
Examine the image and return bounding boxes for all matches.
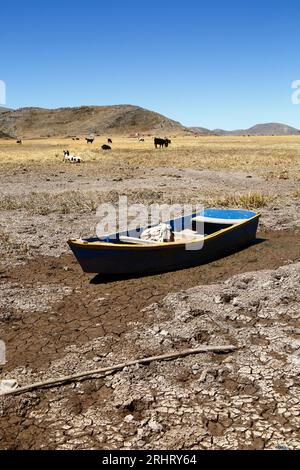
[0,144,299,450]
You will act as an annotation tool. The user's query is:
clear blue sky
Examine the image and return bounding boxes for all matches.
[1,0,300,129]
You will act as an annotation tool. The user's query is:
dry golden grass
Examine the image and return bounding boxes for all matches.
[0,188,204,215]
[0,136,297,216]
[0,191,101,215]
[208,191,275,209]
[0,188,277,215]
[0,135,299,180]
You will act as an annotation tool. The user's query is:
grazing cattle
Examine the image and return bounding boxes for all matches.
[154,137,171,148]
[138,137,144,142]
[16,139,22,144]
[101,144,111,150]
[85,137,94,144]
[63,149,82,163]
[107,138,112,144]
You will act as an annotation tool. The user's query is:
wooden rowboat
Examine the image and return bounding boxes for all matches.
[68,208,260,274]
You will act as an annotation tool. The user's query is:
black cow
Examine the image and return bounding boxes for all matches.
[16,139,22,144]
[101,144,111,150]
[108,138,112,144]
[154,137,171,148]
[85,137,94,144]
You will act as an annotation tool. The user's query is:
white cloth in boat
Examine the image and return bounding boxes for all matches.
[173,229,204,241]
[139,225,204,243]
[140,223,174,242]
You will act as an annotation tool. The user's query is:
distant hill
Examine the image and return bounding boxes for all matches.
[188,126,217,135]
[244,123,300,135]
[1,106,298,138]
[214,123,300,136]
[0,130,13,139]
[0,105,185,138]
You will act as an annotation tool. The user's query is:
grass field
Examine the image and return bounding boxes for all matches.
[0,135,300,180]
[1,135,300,451]
[0,135,299,216]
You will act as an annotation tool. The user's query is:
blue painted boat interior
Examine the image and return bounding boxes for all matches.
[86,209,257,244]
[200,208,256,220]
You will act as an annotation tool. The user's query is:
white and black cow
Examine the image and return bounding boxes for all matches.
[63,150,82,163]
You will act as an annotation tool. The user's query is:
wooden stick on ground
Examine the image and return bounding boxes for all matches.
[0,345,236,397]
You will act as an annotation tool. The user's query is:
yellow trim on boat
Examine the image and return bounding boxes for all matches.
[68,214,260,251]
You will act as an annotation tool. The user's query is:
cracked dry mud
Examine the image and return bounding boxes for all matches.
[0,136,299,450]
[0,231,299,450]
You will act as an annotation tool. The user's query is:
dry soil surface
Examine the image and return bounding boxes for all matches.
[0,137,299,450]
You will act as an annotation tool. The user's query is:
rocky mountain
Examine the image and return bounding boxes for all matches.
[0,105,185,138]
[0,130,12,139]
[1,105,298,138]
[188,126,217,135]
[214,123,300,136]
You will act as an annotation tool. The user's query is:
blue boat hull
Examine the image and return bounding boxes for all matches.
[68,213,260,275]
